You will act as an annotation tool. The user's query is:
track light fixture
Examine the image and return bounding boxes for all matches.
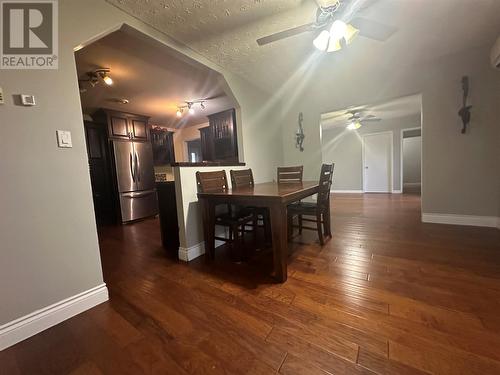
[175,99,207,118]
[78,68,114,90]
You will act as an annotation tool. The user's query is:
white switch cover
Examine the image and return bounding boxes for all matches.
[56,130,72,148]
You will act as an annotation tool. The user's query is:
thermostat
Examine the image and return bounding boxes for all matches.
[20,94,36,106]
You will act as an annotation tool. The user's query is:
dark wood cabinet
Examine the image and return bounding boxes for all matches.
[199,108,238,162]
[199,126,215,161]
[157,182,180,252]
[84,121,116,225]
[96,109,150,141]
[151,127,175,165]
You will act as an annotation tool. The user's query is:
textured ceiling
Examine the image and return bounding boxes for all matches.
[321,93,421,129]
[75,28,235,127]
[106,0,500,92]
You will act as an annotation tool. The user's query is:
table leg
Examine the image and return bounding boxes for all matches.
[200,199,215,260]
[269,203,288,282]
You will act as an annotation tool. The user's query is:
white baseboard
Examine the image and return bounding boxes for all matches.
[422,213,499,228]
[331,190,363,193]
[392,190,402,194]
[178,242,205,262]
[0,283,108,351]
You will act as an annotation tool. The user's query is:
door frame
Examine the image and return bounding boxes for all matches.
[361,131,394,193]
[400,127,422,194]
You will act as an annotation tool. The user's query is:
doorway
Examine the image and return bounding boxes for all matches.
[362,132,393,193]
[186,139,202,163]
[401,128,422,194]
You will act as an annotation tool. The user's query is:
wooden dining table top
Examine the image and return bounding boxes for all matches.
[197,181,319,203]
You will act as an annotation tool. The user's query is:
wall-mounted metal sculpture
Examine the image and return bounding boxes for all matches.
[458,76,472,134]
[295,112,305,152]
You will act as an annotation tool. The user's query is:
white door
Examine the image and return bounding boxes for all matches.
[363,132,392,192]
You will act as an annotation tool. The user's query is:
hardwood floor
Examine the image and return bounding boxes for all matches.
[2,193,500,374]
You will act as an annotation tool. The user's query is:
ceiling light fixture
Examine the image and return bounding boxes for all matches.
[79,68,114,89]
[175,99,207,118]
[313,20,359,52]
[346,121,362,130]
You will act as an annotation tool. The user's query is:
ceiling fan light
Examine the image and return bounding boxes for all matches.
[329,20,348,42]
[345,23,359,44]
[313,30,330,51]
[346,121,362,130]
[176,109,183,117]
[327,39,342,52]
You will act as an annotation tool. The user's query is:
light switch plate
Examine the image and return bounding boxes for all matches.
[0,87,4,104]
[56,130,72,148]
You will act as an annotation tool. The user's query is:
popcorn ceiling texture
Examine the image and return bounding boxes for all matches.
[106,0,317,91]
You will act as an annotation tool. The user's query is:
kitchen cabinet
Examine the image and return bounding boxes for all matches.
[199,108,238,162]
[151,127,175,165]
[157,182,180,252]
[97,109,150,141]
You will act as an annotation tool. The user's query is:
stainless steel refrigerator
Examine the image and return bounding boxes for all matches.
[112,140,158,223]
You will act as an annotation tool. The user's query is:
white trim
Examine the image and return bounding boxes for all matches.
[331,189,363,193]
[0,284,108,351]
[392,189,402,194]
[178,242,205,262]
[362,131,394,193]
[422,213,499,228]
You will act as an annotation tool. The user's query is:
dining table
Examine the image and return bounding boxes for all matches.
[197,181,322,282]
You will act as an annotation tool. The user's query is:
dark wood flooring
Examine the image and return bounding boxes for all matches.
[2,194,500,374]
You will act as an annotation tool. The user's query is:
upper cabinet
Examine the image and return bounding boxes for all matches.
[98,109,150,141]
[200,108,238,162]
[151,127,175,166]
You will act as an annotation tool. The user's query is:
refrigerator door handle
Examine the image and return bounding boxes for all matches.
[129,152,135,182]
[122,190,156,198]
[135,152,141,182]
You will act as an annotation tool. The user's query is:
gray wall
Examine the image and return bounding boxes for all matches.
[282,45,500,217]
[0,0,283,325]
[403,136,422,184]
[321,114,421,191]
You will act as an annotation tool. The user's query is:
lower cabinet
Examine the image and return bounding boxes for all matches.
[156,182,180,252]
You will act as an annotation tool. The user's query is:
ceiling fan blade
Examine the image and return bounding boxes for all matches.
[360,117,381,122]
[350,17,397,41]
[257,23,316,46]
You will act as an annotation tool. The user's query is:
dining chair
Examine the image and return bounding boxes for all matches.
[196,170,257,259]
[287,163,334,245]
[277,166,303,184]
[230,169,271,244]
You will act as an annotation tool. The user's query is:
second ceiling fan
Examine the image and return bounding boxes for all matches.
[256,0,397,52]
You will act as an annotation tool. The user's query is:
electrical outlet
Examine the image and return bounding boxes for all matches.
[20,94,36,106]
[0,87,4,104]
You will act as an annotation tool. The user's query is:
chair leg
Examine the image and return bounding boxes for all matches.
[323,209,331,238]
[298,214,303,234]
[317,212,324,246]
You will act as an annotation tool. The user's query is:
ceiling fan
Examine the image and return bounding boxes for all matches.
[345,109,381,129]
[256,0,397,52]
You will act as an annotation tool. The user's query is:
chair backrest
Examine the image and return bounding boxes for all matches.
[230,169,254,188]
[196,170,229,193]
[277,166,303,184]
[317,163,335,209]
